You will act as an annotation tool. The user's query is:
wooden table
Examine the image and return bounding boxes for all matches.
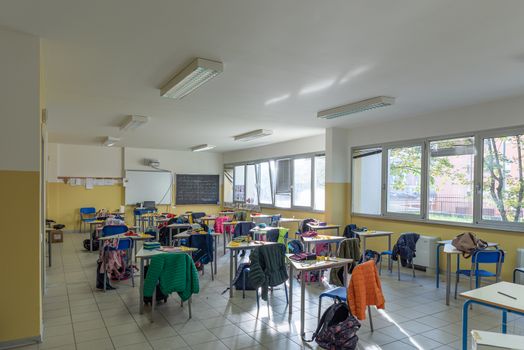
[174,230,221,280]
[301,235,346,255]
[249,226,286,241]
[306,223,341,236]
[99,231,154,262]
[136,247,197,321]
[286,255,353,340]
[250,214,273,225]
[354,230,394,262]
[278,217,302,232]
[460,282,524,350]
[225,241,277,298]
[166,223,192,246]
[443,242,498,305]
[200,216,217,226]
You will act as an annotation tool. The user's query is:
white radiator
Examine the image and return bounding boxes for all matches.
[517,248,524,284]
[414,235,440,273]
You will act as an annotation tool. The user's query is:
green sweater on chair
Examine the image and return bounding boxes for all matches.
[143,253,200,301]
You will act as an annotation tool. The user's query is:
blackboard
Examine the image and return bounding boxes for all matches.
[176,174,220,205]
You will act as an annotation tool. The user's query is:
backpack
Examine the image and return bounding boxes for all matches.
[358,250,381,265]
[232,263,255,290]
[452,232,488,258]
[288,239,304,254]
[315,243,329,257]
[307,298,360,349]
[83,230,99,251]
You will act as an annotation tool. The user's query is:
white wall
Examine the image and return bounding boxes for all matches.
[223,134,325,164]
[124,147,223,182]
[0,28,40,172]
[56,144,123,178]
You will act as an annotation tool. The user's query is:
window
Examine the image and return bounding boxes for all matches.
[352,126,524,231]
[233,165,245,202]
[259,162,272,204]
[429,137,474,223]
[352,148,382,215]
[226,152,325,211]
[275,159,292,208]
[293,158,312,207]
[314,156,326,211]
[387,145,422,215]
[223,168,233,204]
[245,164,258,205]
[482,134,524,223]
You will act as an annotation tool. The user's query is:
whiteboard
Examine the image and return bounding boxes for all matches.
[124,170,173,205]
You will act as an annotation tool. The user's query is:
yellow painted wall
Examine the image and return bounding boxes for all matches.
[347,184,524,282]
[0,171,41,342]
[325,182,349,227]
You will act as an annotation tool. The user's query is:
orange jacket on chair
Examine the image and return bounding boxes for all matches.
[347,260,385,320]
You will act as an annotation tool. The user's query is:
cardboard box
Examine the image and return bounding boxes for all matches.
[50,230,63,243]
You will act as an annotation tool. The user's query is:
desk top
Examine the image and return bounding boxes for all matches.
[285,254,353,271]
[301,235,346,244]
[219,211,235,215]
[460,281,524,314]
[251,214,273,218]
[98,233,154,241]
[354,230,393,237]
[136,246,197,258]
[96,225,137,231]
[225,241,277,250]
[167,223,193,228]
[307,223,340,230]
[251,226,286,233]
[174,231,221,238]
[201,216,217,220]
[279,218,302,223]
[443,242,499,254]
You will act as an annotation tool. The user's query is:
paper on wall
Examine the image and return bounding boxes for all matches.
[85,178,94,189]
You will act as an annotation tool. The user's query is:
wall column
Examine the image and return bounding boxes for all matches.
[325,128,349,227]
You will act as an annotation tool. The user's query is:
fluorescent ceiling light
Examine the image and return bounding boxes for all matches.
[120,115,149,131]
[191,144,216,152]
[103,136,120,147]
[234,129,273,142]
[318,96,395,119]
[160,58,223,100]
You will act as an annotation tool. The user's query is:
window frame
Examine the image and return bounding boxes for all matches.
[225,151,325,212]
[351,125,524,233]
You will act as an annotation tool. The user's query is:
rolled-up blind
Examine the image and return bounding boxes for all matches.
[275,159,291,194]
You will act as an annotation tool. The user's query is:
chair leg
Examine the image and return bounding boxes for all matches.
[454,271,459,299]
[188,297,192,319]
[242,269,246,299]
[284,282,288,305]
[397,259,400,281]
[379,258,382,276]
[255,288,260,310]
[368,305,374,332]
[318,297,322,322]
[412,261,415,278]
[513,269,517,283]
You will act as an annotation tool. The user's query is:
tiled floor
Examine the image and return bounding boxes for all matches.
[18,232,524,350]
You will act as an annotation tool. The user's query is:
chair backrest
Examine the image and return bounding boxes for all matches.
[472,249,505,264]
[191,212,206,223]
[80,207,96,214]
[115,238,132,250]
[266,229,280,242]
[270,215,281,227]
[102,225,129,237]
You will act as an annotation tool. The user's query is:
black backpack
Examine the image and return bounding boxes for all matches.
[232,263,255,290]
[83,230,99,251]
[308,298,360,349]
[358,250,381,265]
[142,265,169,305]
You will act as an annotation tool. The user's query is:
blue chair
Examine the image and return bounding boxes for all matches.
[79,207,96,232]
[270,214,281,227]
[101,225,134,291]
[454,249,505,298]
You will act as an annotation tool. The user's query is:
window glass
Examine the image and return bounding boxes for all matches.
[233,165,245,202]
[293,158,312,207]
[245,164,258,205]
[223,168,233,204]
[428,137,475,223]
[387,145,422,215]
[314,156,325,211]
[352,148,382,215]
[482,134,524,223]
[259,162,272,204]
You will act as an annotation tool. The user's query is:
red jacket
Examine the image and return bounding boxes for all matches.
[347,260,385,320]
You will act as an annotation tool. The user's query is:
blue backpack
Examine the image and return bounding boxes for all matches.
[287,239,304,254]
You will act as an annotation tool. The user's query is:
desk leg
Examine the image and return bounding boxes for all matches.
[436,243,442,288]
[223,231,226,255]
[362,237,367,261]
[462,300,471,350]
[502,310,507,333]
[48,231,52,267]
[229,250,234,298]
[300,271,306,340]
[168,227,173,246]
[343,264,348,288]
[446,253,451,306]
[288,264,293,316]
[214,235,218,276]
[139,258,145,314]
[388,234,392,271]
[336,227,340,236]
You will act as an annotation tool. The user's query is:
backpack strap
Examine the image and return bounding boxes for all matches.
[304,297,343,343]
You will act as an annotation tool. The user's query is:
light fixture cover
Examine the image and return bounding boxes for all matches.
[191,144,216,152]
[317,96,395,119]
[161,58,223,100]
[120,115,150,131]
[103,136,120,147]
[233,129,273,142]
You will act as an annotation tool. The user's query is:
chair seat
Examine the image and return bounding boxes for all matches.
[320,287,347,301]
[380,250,393,256]
[457,269,497,278]
[82,218,96,223]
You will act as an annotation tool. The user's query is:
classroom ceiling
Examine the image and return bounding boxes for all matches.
[2,0,524,152]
